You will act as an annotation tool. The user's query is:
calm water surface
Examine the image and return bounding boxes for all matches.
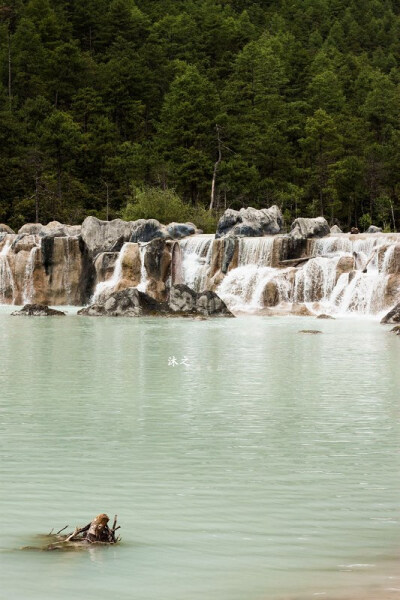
[0,308,399,600]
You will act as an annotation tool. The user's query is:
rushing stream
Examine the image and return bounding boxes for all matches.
[0,307,399,600]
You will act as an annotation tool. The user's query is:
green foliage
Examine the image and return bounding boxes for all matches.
[0,0,400,231]
[359,213,372,231]
[122,186,191,223]
[121,186,219,233]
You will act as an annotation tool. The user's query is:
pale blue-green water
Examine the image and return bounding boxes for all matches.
[0,308,399,600]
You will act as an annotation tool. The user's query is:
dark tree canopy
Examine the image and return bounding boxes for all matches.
[1,0,400,231]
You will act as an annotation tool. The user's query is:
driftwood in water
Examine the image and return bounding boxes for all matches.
[361,248,378,273]
[22,514,121,551]
[279,256,313,266]
[63,513,120,544]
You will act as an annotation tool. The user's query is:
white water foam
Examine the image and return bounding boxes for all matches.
[22,245,39,304]
[0,239,16,304]
[179,235,213,292]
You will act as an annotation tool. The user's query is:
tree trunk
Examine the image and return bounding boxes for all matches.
[35,174,39,223]
[209,125,222,211]
[8,29,11,111]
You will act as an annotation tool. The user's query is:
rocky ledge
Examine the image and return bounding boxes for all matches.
[11,304,66,316]
[381,302,400,324]
[78,285,234,318]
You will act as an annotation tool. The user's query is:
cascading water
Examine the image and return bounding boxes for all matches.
[136,245,148,293]
[179,233,400,316]
[92,242,148,301]
[0,239,16,304]
[92,244,127,301]
[216,237,283,311]
[179,235,214,292]
[295,235,399,315]
[22,246,39,304]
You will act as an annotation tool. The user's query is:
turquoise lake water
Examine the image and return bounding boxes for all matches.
[0,308,399,600]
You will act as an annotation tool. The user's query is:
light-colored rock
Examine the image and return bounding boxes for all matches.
[330,225,342,234]
[290,217,330,240]
[291,303,313,316]
[0,224,14,234]
[81,216,135,257]
[215,206,283,238]
[336,256,354,278]
[366,225,382,233]
[18,221,81,237]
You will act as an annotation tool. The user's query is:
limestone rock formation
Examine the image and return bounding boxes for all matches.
[169,285,233,316]
[130,218,166,243]
[289,217,330,240]
[381,303,400,324]
[215,206,283,238]
[144,238,171,300]
[169,284,197,313]
[366,225,383,233]
[166,222,198,239]
[81,216,135,257]
[0,224,15,234]
[79,285,233,318]
[330,225,342,234]
[11,304,66,316]
[18,221,81,237]
[78,287,169,317]
[196,290,233,316]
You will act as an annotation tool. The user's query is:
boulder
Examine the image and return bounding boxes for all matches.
[366,225,383,233]
[316,314,335,320]
[169,284,197,313]
[350,227,359,234]
[81,216,135,257]
[215,205,283,239]
[262,280,279,307]
[291,303,313,316]
[79,285,233,318]
[390,325,400,333]
[330,225,342,234]
[0,224,14,234]
[11,304,65,316]
[381,303,400,324]
[196,290,233,317]
[336,256,354,278]
[166,222,197,239]
[289,217,330,240]
[94,252,119,283]
[18,221,81,238]
[78,287,170,317]
[130,219,166,243]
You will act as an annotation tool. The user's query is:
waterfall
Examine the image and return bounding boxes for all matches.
[62,238,72,304]
[22,246,39,304]
[237,237,274,266]
[92,244,127,301]
[217,265,292,312]
[92,242,148,301]
[0,239,16,304]
[295,235,399,315]
[136,245,148,293]
[179,235,213,292]
[216,237,278,310]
